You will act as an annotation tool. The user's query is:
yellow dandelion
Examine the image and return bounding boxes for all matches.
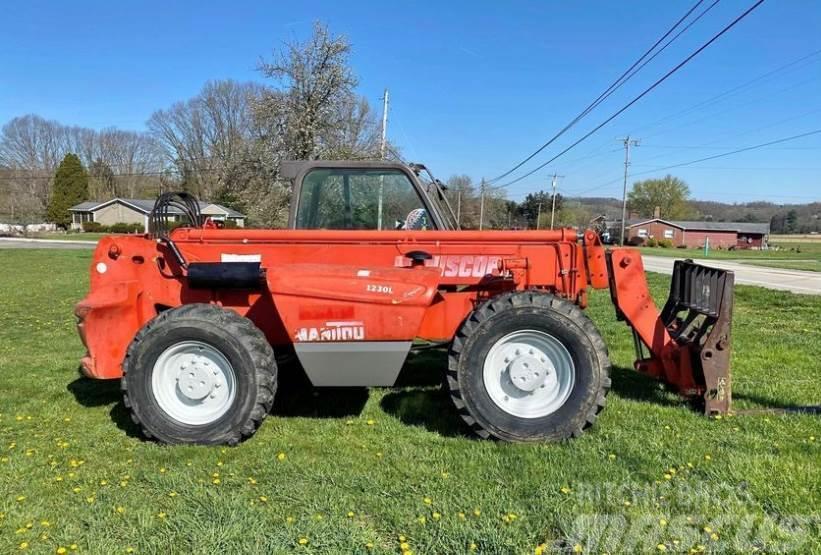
[216,461,223,467]
[470,543,478,552]
[400,542,410,550]
[212,478,221,485]
[710,533,719,541]
[86,496,95,503]
[663,473,672,480]
[608,454,616,460]
[346,420,354,425]
[16,495,25,502]
[366,419,375,425]
[298,537,308,545]
[212,472,220,478]
[417,515,426,524]
[704,454,712,461]
[346,511,354,518]
[398,535,406,542]
[116,506,125,514]
[168,491,177,498]
[259,496,268,503]
[19,542,29,550]
[703,526,712,533]
[659,518,668,527]
[458,512,466,520]
[159,467,167,473]
[432,512,441,520]
[277,452,286,461]
[125,548,134,554]
[248,477,257,485]
[423,497,432,505]
[286,516,294,524]
[57,548,67,554]
[157,512,167,519]
[623,500,632,507]
[573,544,583,553]
[365,542,374,549]
[560,486,571,494]
[657,544,667,551]
[100,480,108,486]
[473,508,481,516]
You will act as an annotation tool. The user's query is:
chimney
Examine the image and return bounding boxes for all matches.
[653,206,661,219]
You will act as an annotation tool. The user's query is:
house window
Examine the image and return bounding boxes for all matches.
[637,229,648,238]
[664,229,674,239]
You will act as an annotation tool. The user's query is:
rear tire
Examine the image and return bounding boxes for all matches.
[122,303,277,445]
[448,291,610,441]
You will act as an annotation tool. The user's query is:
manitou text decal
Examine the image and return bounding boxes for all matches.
[295,321,365,342]
[395,254,501,278]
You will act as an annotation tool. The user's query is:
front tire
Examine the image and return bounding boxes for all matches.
[448,292,610,441]
[122,303,277,445]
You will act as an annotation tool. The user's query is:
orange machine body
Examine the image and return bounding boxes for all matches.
[75,226,730,411]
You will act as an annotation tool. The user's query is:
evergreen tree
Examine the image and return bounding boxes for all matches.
[47,153,89,227]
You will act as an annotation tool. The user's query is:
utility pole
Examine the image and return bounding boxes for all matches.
[549,172,564,230]
[479,179,486,230]
[536,202,542,230]
[380,89,389,159]
[618,136,640,245]
[377,89,389,230]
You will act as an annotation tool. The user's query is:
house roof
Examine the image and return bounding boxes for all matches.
[69,198,244,218]
[626,218,769,234]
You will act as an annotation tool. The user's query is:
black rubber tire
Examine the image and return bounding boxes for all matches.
[121,303,277,445]
[447,291,611,441]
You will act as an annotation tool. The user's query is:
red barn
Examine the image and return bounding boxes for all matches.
[625,219,769,249]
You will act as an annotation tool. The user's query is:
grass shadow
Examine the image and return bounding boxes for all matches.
[380,387,471,438]
[66,376,143,439]
[732,392,821,415]
[272,365,369,418]
[609,365,687,408]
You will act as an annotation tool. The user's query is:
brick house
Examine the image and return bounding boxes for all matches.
[625,219,769,249]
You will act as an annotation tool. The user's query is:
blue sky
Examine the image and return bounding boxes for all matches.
[2,0,820,204]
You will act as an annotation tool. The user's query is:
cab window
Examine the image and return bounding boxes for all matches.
[295,169,433,230]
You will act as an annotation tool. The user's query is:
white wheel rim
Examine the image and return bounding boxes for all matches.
[482,329,575,419]
[151,340,237,425]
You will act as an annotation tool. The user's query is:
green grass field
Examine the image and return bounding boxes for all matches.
[639,240,821,272]
[1,249,819,554]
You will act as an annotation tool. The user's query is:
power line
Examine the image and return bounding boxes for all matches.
[491,0,767,191]
[630,46,821,135]
[487,0,711,184]
[571,128,821,196]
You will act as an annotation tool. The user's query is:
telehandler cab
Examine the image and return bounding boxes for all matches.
[75,161,734,445]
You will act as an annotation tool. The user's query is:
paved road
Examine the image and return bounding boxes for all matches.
[0,237,96,249]
[642,255,821,296]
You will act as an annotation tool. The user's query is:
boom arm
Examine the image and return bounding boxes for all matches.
[600,246,734,414]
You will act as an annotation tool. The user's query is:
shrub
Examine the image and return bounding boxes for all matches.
[82,222,103,233]
[658,239,673,248]
[109,222,140,234]
[628,236,646,246]
[676,244,687,249]
[646,237,658,248]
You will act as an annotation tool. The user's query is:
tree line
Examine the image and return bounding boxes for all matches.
[0,24,390,227]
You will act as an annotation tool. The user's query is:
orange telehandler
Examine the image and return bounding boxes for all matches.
[75,161,734,444]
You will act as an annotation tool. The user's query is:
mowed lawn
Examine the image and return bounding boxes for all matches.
[639,240,821,272]
[0,249,819,554]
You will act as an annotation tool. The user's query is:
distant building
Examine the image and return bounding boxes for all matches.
[625,218,769,249]
[68,198,245,231]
